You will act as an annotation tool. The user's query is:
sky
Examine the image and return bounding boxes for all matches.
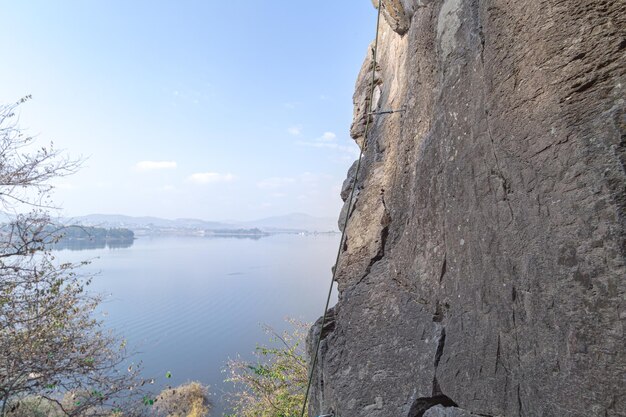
[0,1,377,221]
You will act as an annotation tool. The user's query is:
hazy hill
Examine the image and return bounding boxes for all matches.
[62,213,337,233]
[62,214,231,230]
[239,212,337,232]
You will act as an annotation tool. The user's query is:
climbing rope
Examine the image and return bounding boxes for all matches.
[299,1,384,416]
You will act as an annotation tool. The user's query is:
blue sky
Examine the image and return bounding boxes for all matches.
[1,1,377,221]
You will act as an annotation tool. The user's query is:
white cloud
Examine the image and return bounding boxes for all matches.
[54,182,76,190]
[287,126,302,136]
[299,172,333,185]
[297,141,336,149]
[135,161,177,171]
[96,181,113,188]
[257,177,296,189]
[331,152,361,163]
[187,172,235,184]
[295,139,359,158]
[293,131,357,158]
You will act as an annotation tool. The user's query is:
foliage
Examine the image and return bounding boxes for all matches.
[153,382,211,417]
[224,320,308,417]
[0,98,148,417]
[54,226,135,242]
[4,396,63,417]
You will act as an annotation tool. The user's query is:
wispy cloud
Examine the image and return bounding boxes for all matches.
[299,172,332,183]
[135,161,177,171]
[96,181,113,188]
[53,182,76,190]
[283,102,298,109]
[187,172,235,184]
[257,177,296,189]
[295,134,359,157]
[170,86,209,105]
[295,131,346,149]
[287,126,302,136]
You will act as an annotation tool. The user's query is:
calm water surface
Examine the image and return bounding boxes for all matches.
[54,234,339,415]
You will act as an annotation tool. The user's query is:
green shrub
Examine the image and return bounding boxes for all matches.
[224,320,308,417]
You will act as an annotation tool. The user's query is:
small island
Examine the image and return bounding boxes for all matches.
[53,226,135,250]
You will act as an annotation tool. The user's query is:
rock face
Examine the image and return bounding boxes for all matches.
[308,1,625,417]
[423,405,481,417]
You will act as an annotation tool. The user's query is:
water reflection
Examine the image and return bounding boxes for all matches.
[52,234,339,415]
[52,239,135,251]
[51,234,276,251]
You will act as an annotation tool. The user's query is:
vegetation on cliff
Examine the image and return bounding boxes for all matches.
[5,382,211,417]
[224,321,308,417]
[0,98,303,417]
[0,99,149,417]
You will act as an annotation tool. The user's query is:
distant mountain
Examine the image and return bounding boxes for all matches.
[62,214,233,230]
[240,213,338,233]
[61,213,338,233]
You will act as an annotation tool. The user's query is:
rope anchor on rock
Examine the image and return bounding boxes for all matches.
[369,105,407,116]
[300,1,385,417]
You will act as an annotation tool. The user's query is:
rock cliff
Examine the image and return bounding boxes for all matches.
[308,1,625,416]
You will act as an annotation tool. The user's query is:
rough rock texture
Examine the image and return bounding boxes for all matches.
[308,1,625,417]
[423,405,481,417]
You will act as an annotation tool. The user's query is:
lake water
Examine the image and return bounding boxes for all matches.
[54,234,340,415]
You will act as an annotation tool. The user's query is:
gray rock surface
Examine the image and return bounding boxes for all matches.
[308,1,625,416]
[423,405,480,417]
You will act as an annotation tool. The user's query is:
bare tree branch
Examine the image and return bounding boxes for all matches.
[0,99,150,417]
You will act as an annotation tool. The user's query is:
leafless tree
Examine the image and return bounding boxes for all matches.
[0,98,148,417]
